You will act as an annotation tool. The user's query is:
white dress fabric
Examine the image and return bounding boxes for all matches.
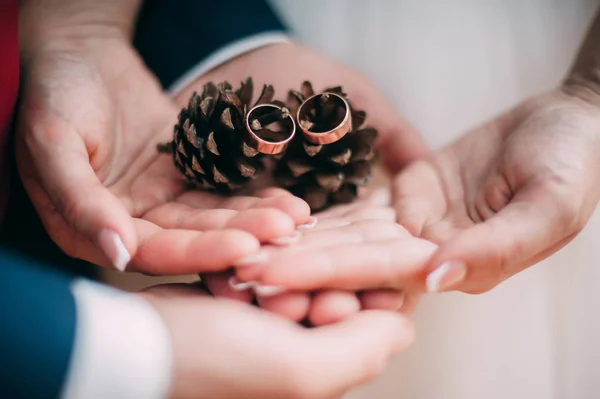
[270,1,600,398]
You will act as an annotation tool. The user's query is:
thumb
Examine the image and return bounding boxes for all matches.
[298,310,414,396]
[423,183,581,294]
[19,132,137,271]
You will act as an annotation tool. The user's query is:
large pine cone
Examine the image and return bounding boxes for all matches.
[159,77,280,193]
[274,82,379,211]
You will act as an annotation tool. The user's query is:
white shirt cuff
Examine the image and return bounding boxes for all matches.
[61,279,172,399]
[168,31,291,96]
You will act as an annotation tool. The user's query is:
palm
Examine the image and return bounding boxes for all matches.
[393,91,600,292]
[17,39,308,274]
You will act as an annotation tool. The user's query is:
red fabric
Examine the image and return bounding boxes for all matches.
[0,0,19,224]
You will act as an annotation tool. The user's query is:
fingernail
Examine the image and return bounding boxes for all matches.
[233,251,269,267]
[426,261,467,292]
[253,284,285,297]
[298,216,318,230]
[97,229,130,272]
[269,230,302,246]
[228,276,257,291]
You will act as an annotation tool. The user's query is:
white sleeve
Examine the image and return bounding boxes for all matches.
[60,279,173,399]
[168,31,291,96]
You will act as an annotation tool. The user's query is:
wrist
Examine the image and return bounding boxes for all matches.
[20,0,141,63]
[561,79,600,109]
[561,10,600,109]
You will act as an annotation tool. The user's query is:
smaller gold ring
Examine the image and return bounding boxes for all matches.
[297,92,352,145]
[244,104,296,154]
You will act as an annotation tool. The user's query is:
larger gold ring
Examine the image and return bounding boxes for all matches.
[244,104,296,154]
[297,92,352,145]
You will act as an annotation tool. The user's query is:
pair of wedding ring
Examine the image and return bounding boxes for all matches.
[244,92,352,154]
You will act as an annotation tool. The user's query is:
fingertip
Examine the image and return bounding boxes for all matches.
[359,289,405,311]
[257,292,311,322]
[309,290,361,326]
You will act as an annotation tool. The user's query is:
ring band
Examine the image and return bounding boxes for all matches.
[297,92,352,145]
[244,104,296,154]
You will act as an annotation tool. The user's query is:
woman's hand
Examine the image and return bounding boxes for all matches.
[141,283,414,399]
[16,1,310,274]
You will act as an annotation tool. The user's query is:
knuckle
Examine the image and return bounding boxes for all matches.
[554,192,586,233]
[56,192,84,226]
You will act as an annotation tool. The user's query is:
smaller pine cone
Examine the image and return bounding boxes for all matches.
[159,77,280,193]
[274,82,379,211]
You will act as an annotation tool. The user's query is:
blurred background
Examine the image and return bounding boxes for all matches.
[105,1,600,398]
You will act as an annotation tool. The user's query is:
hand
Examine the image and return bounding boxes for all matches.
[231,186,435,317]
[239,89,600,298]
[392,88,600,293]
[226,187,421,325]
[180,42,428,323]
[140,283,414,399]
[16,2,310,274]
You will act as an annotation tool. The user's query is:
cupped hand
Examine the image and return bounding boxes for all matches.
[16,12,309,274]
[392,88,600,294]
[179,42,427,323]
[140,283,414,399]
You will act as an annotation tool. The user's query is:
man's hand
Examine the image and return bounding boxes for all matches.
[392,88,600,293]
[141,283,415,399]
[17,1,310,274]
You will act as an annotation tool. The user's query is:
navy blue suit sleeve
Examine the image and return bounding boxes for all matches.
[0,250,76,399]
[134,0,288,89]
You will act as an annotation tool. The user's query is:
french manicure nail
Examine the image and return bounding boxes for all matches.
[253,284,285,297]
[426,261,467,292]
[233,251,269,267]
[269,230,302,246]
[298,216,318,230]
[97,229,130,272]
[228,276,257,291]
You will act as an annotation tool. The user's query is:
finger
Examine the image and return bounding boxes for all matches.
[295,310,414,397]
[392,161,448,237]
[20,129,136,271]
[359,289,405,311]
[202,271,254,303]
[308,290,361,326]
[177,191,311,225]
[235,220,411,282]
[143,205,296,242]
[252,238,438,292]
[131,218,260,275]
[424,183,580,293]
[256,292,311,322]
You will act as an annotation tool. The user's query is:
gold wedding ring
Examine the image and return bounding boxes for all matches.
[297,92,352,145]
[244,104,296,154]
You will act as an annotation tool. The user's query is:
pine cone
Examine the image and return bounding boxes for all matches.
[274,82,379,211]
[159,77,283,193]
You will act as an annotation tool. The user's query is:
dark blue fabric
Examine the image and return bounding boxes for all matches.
[134,0,288,89]
[0,249,76,399]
